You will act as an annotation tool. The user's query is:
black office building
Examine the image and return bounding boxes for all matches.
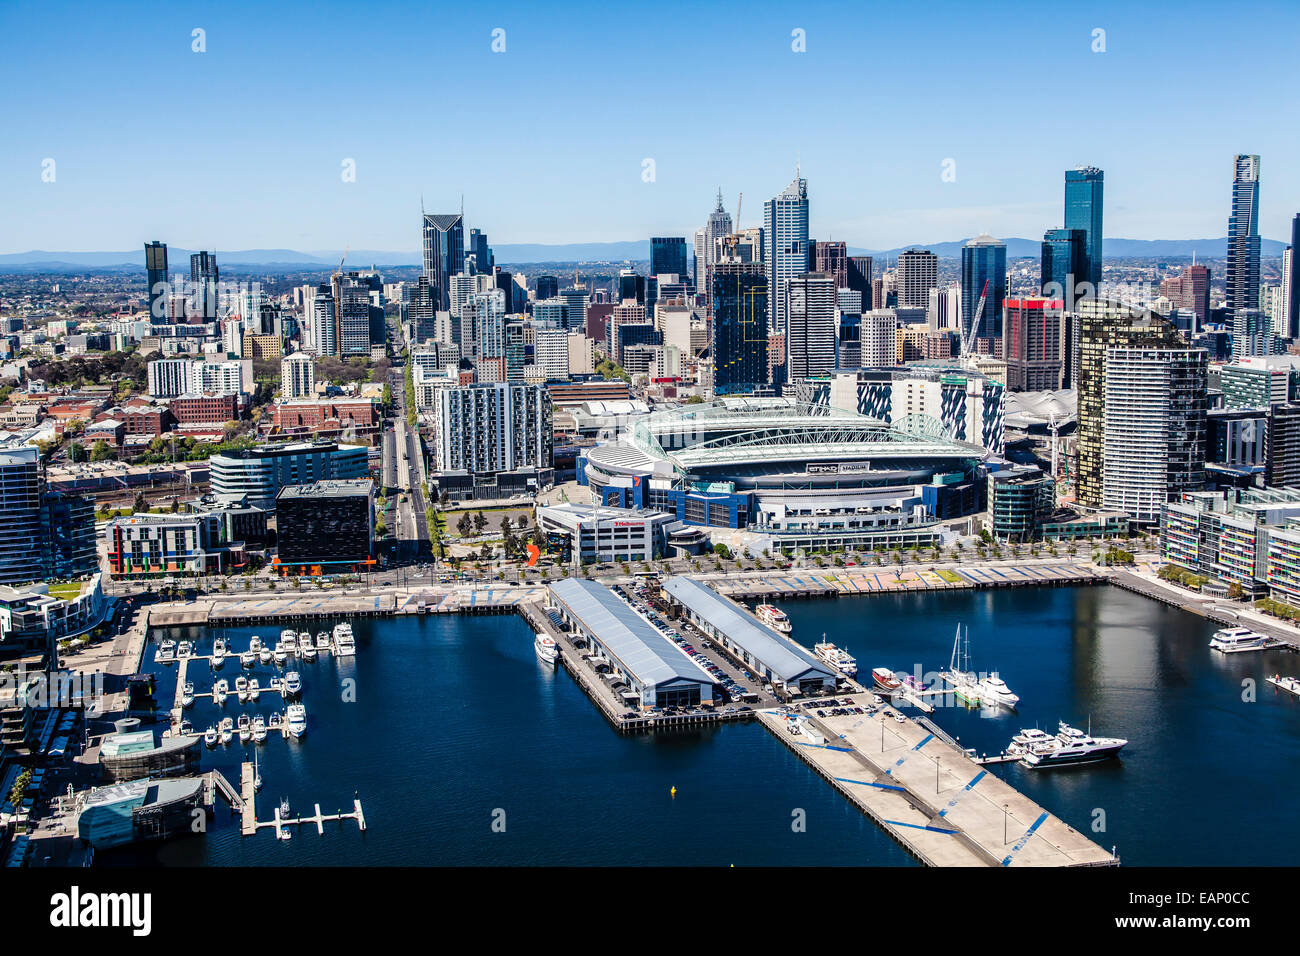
[145,241,168,323]
[650,237,688,278]
[712,261,769,395]
[535,275,559,301]
[275,480,374,567]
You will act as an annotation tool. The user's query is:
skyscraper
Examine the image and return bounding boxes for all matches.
[650,237,688,278]
[813,240,848,287]
[144,241,168,323]
[1040,228,1087,303]
[763,170,810,334]
[694,190,733,294]
[785,273,836,382]
[1064,166,1104,292]
[897,249,938,310]
[960,235,1006,345]
[422,212,464,310]
[535,275,558,302]
[712,260,769,395]
[1226,155,1261,313]
[467,228,493,274]
[1287,214,1300,340]
[333,273,373,356]
[310,283,337,356]
[408,276,438,344]
[190,251,219,320]
[846,256,873,307]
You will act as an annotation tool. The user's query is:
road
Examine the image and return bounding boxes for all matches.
[381,316,429,562]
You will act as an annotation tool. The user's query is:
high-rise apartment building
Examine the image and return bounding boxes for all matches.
[190,251,219,321]
[1226,154,1261,313]
[1064,166,1104,292]
[145,241,168,323]
[784,273,837,382]
[1003,298,1069,391]
[281,353,316,400]
[1286,214,1300,340]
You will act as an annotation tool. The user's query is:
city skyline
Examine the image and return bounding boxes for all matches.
[3,0,1299,253]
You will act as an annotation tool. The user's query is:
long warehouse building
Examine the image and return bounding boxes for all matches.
[661,576,838,695]
[547,579,714,710]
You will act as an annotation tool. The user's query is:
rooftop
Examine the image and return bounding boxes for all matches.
[276,479,374,501]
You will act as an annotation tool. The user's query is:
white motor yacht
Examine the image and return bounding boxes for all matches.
[976,673,1020,710]
[218,717,234,745]
[181,682,195,708]
[283,671,302,696]
[299,633,317,660]
[235,676,250,703]
[248,678,261,701]
[211,637,227,668]
[755,604,792,633]
[251,714,268,743]
[1209,626,1271,653]
[237,713,251,744]
[155,639,176,664]
[333,622,356,656]
[212,679,229,706]
[203,725,218,747]
[285,703,307,739]
[534,634,559,664]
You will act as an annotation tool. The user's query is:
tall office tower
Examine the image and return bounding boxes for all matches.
[617,269,645,304]
[505,319,525,382]
[836,312,861,368]
[146,357,194,398]
[534,328,572,381]
[711,260,769,395]
[1225,155,1261,312]
[0,444,43,586]
[560,288,589,333]
[860,310,898,367]
[871,277,885,310]
[716,227,764,266]
[763,170,810,334]
[467,228,493,274]
[927,286,961,331]
[409,276,438,344]
[333,273,373,356]
[1173,262,1212,332]
[1064,166,1104,292]
[1283,247,1295,340]
[651,237,688,277]
[694,189,733,294]
[144,241,168,323]
[492,270,516,313]
[281,352,316,400]
[190,251,219,320]
[784,273,837,381]
[310,283,338,356]
[1286,214,1300,339]
[1003,298,1068,391]
[846,256,873,306]
[533,297,569,329]
[1040,228,1087,303]
[1075,307,1184,508]
[813,240,848,287]
[535,274,559,302]
[897,249,938,309]
[608,300,647,360]
[421,212,464,310]
[1101,346,1207,525]
[961,235,1007,344]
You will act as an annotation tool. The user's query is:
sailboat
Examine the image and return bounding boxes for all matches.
[940,624,982,705]
[253,746,263,791]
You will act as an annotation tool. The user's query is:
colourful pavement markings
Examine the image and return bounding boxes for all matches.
[883,819,959,835]
[938,769,986,818]
[835,776,907,793]
[1001,811,1050,866]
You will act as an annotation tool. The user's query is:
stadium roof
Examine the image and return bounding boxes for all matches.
[661,576,836,685]
[548,579,713,689]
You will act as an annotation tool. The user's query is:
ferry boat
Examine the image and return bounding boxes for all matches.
[1016,721,1127,769]
[211,637,227,668]
[813,640,857,677]
[235,676,250,703]
[977,673,1020,710]
[333,623,356,657]
[247,678,261,701]
[1209,626,1271,653]
[285,703,307,739]
[871,667,903,692]
[534,633,559,664]
[299,633,317,660]
[219,717,234,745]
[283,671,302,696]
[251,714,267,743]
[756,604,792,633]
[237,713,251,744]
[180,682,195,708]
[155,639,176,664]
[1267,674,1300,697]
[203,726,218,748]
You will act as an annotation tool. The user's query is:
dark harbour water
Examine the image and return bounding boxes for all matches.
[103,585,1300,866]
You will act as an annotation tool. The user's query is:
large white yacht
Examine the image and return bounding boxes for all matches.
[756,604,792,633]
[534,633,559,665]
[813,641,858,677]
[1014,721,1127,770]
[1209,626,1270,653]
[285,704,307,739]
[976,673,1020,710]
[333,623,356,657]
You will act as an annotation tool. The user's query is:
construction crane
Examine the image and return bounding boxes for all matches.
[961,279,989,358]
[335,243,349,278]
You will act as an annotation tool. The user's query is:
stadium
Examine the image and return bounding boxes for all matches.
[578,397,994,550]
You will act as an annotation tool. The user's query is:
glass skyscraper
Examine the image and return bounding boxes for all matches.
[421,212,464,310]
[711,261,769,395]
[144,241,168,323]
[763,170,809,334]
[1040,228,1087,302]
[1064,166,1104,291]
[650,237,688,278]
[1226,154,1261,312]
[960,235,1006,344]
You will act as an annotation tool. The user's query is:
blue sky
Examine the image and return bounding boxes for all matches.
[2,0,1297,253]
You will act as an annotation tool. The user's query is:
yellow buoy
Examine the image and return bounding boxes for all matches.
[670,786,677,797]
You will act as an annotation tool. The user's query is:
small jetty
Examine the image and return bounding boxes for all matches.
[237,762,364,838]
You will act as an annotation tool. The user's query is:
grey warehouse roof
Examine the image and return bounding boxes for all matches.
[662,576,835,684]
[548,579,712,689]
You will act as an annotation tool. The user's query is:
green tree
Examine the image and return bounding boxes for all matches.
[457,513,473,537]
[90,439,113,462]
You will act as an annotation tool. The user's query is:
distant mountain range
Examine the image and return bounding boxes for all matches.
[0,236,1287,271]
